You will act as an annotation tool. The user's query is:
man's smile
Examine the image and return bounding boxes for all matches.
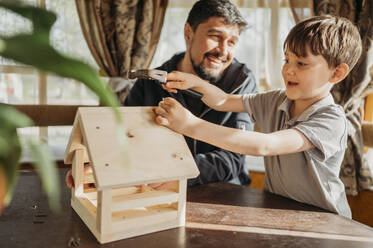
[204,53,227,68]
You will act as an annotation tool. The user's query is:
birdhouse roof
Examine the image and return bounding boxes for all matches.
[64,107,199,190]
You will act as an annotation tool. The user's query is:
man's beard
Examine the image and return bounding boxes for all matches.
[190,50,227,83]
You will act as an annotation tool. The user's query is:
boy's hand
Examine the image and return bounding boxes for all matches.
[154,97,199,135]
[162,71,205,94]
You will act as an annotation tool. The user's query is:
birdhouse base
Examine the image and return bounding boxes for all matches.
[71,181,187,244]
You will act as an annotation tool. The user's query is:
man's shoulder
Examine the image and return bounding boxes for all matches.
[156,52,185,72]
[229,58,253,78]
[222,58,257,94]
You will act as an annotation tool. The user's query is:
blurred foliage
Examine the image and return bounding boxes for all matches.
[0,0,120,211]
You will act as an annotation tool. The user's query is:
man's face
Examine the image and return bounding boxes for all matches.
[185,17,240,83]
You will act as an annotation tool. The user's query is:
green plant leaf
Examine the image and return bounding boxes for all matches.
[0,105,33,206]
[0,0,56,34]
[27,139,60,213]
[0,0,128,211]
[0,103,33,130]
[0,120,22,206]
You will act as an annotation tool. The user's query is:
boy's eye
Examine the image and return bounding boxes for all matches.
[298,61,307,66]
[283,59,289,64]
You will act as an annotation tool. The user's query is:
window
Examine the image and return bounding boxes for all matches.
[0,0,98,106]
[0,0,99,162]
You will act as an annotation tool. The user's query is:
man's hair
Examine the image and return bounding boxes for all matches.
[186,0,248,33]
[284,15,362,70]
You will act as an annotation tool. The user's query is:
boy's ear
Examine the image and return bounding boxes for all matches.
[330,63,349,84]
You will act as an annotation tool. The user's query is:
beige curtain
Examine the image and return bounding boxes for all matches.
[75,0,168,102]
[312,0,373,195]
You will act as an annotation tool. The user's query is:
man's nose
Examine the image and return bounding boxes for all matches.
[217,40,229,57]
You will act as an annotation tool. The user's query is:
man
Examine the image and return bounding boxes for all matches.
[124,0,257,186]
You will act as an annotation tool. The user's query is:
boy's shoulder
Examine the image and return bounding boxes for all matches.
[257,88,287,102]
[303,95,346,122]
[263,89,288,107]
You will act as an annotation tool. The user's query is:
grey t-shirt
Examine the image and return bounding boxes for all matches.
[243,89,351,218]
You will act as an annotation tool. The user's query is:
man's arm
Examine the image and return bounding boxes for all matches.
[189,149,247,186]
[155,98,315,156]
[123,79,146,106]
[165,71,246,112]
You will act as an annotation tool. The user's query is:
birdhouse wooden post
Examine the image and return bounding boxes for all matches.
[64,107,199,243]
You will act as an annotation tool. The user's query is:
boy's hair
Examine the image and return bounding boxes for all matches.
[284,15,362,70]
[186,0,248,33]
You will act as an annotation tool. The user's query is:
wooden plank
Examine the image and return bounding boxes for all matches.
[83,172,95,184]
[177,180,187,226]
[72,149,85,197]
[186,222,373,243]
[84,186,140,201]
[64,114,90,164]
[71,196,98,238]
[100,218,181,244]
[10,104,94,127]
[78,107,199,189]
[97,189,112,234]
[111,207,178,233]
[186,202,373,239]
[111,190,179,212]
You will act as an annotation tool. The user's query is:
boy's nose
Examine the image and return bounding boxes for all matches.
[284,65,295,75]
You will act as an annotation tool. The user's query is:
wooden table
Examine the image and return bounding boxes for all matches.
[1,168,372,248]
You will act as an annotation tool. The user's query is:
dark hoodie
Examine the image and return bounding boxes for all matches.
[124,53,257,186]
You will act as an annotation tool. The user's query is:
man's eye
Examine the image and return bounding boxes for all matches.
[209,35,220,40]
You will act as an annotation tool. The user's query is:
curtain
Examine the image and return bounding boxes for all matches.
[258,0,312,90]
[75,0,168,102]
[313,0,373,195]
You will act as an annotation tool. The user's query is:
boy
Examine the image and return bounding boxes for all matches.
[154,15,362,218]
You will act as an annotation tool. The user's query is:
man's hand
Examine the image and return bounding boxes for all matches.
[148,181,178,191]
[65,165,95,189]
[154,97,200,135]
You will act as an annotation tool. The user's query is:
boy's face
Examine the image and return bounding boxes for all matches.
[185,17,240,82]
[282,47,335,103]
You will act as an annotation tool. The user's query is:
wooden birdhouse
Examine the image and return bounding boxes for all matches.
[64,107,199,243]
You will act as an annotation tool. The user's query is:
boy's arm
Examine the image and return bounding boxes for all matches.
[155,98,314,156]
[165,71,246,112]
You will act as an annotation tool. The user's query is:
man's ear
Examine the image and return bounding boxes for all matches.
[184,23,193,46]
[330,63,349,84]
